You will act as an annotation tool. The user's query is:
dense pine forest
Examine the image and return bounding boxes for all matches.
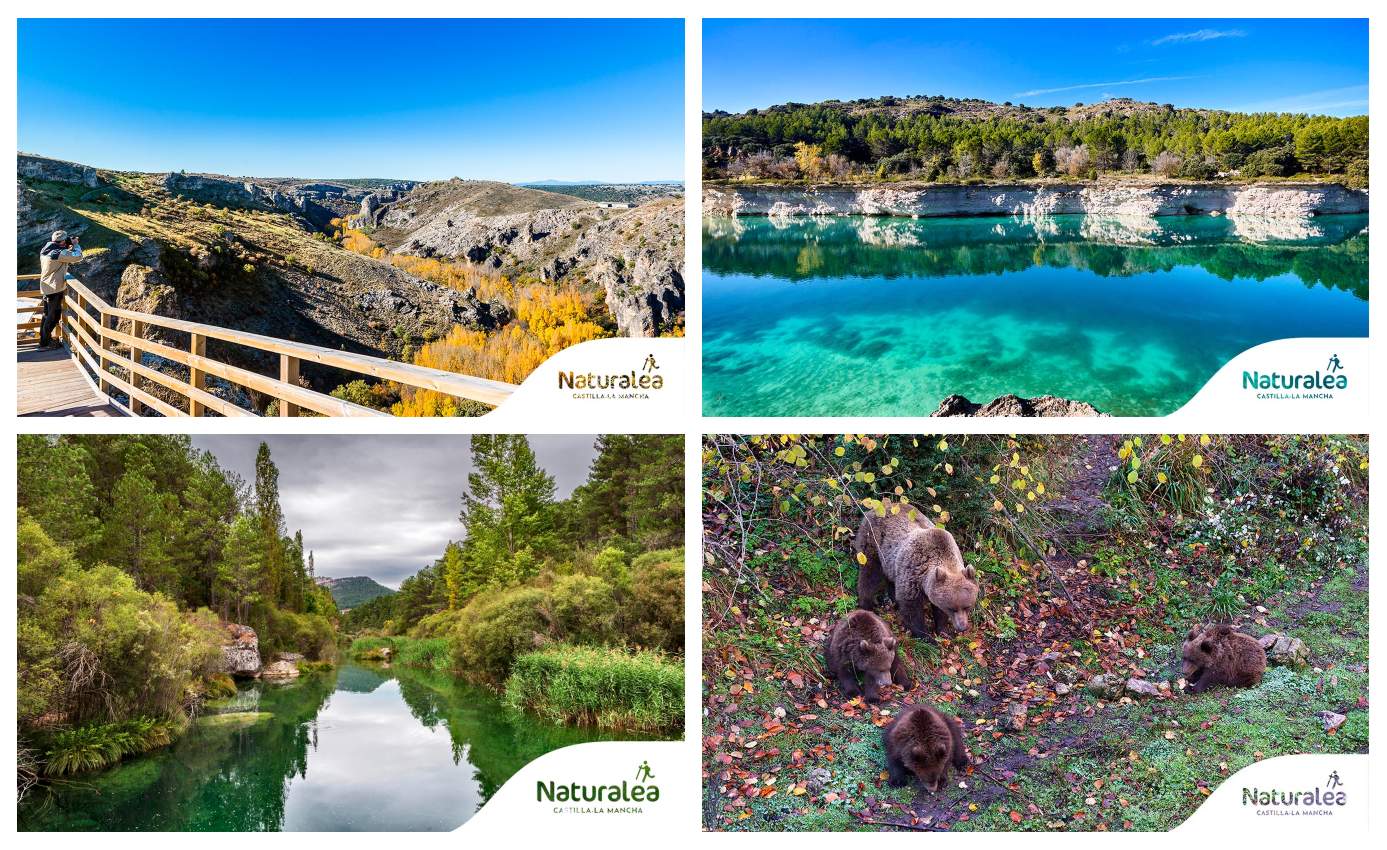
[342,434,686,732]
[17,436,335,788]
[703,97,1368,185]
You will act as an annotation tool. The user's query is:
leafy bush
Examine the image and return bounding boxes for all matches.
[260,606,337,662]
[626,548,684,654]
[550,574,619,645]
[18,515,224,729]
[410,608,465,639]
[451,586,554,680]
[505,645,683,733]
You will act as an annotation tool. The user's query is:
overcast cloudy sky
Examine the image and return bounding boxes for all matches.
[190,435,599,589]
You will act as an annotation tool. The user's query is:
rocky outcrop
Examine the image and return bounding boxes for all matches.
[704,182,1367,219]
[222,624,261,677]
[159,173,418,232]
[594,253,685,337]
[259,660,301,680]
[18,153,104,188]
[380,192,685,337]
[933,394,1107,417]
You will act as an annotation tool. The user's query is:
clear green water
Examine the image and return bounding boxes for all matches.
[19,664,635,832]
[702,214,1368,416]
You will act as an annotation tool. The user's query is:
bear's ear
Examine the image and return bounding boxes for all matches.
[859,639,871,651]
[1216,624,1233,635]
[964,565,977,581]
[884,637,897,651]
[1200,640,1213,654]
[933,743,948,758]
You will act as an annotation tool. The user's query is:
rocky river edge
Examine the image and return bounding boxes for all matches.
[704,181,1367,219]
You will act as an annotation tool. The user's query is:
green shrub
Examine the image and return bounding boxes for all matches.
[505,645,683,733]
[592,546,631,589]
[18,518,224,729]
[550,574,618,645]
[1345,158,1368,189]
[201,674,238,700]
[451,586,553,680]
[410,608,464,639]
[258,607,337,662]
[626,548,684,654]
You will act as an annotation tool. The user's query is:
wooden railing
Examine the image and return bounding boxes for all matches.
[17,274,517,417]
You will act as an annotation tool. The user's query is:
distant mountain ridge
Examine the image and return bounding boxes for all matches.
[315,575,395,609]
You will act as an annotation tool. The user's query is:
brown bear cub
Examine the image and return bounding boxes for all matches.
[825,609,913,703]
[855,511,979,640]
[882,703,969,792]
[1181,623,1267,693]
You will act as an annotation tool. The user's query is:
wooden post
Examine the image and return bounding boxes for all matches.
[98,310,113,395]
[129,320,146,415]
[189,333,207,416]
[280,354,300,417]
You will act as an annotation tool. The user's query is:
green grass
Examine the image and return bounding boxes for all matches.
[505,645,683,734]
[393,637,452,671]
[347,635,395,661]
[40,717,181,777]
[348,636,451,671]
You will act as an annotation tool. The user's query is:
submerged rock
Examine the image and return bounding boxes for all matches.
[222,624,261,677]
[196,711,273,729]
[933,393,1107,417]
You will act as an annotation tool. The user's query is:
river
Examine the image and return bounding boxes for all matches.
[19,663,638,831]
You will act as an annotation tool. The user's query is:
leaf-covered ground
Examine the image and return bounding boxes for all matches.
[702,434,1368,832]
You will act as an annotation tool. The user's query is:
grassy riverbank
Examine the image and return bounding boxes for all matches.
[343,435,685,736]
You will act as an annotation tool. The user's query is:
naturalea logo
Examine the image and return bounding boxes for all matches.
[537,761,661,815]
[559,353,665,399]
[1242,770,1347,816]
[1242,354,1348,400]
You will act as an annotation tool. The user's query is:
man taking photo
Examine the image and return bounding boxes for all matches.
[37,229,82,349]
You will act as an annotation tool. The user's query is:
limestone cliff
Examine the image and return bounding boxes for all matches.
[372,184,685,337]
[704,182,1367,219]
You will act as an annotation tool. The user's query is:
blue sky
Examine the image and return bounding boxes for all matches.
[704,19,1367,116]
[19,19,684,182]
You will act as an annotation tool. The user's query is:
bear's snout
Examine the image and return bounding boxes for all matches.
[950,611,970,633]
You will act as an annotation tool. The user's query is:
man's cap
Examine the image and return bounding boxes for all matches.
[51,230,68,241]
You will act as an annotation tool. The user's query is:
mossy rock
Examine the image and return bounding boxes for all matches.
[195,711,273,729]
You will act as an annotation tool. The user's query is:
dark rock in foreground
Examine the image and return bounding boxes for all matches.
[933,393,1107,417]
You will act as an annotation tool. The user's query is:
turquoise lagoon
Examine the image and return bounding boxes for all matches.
[702,214,1368,416]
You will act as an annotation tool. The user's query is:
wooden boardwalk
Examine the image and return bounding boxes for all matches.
[17,344,124,416]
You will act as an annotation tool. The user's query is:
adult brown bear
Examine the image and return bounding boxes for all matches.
[854,511,979,640]
[1181,623,1267,693]
[824,609,912,703]
[882,702,970,791]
